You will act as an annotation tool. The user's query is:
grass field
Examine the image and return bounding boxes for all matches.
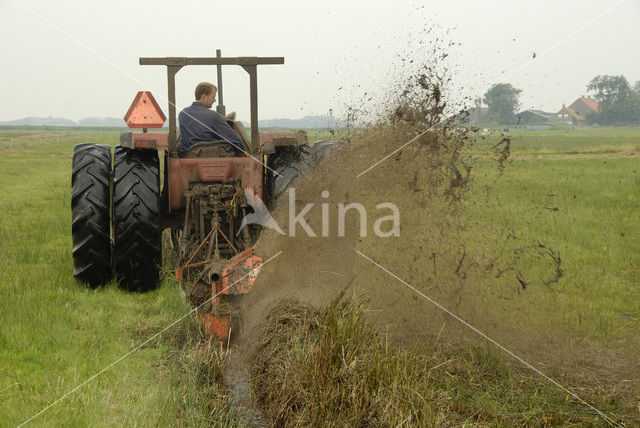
[0,130,236,426]
[0,126,638,425]
[346,126,639,424]
[469,129,638,350]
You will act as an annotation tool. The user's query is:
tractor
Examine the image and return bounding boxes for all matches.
[71,52,308,342]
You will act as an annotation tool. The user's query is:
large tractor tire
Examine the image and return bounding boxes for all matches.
[71,143,113,287]
[266,141,343,206]
[266,145,311,205]
[113,146,161,292]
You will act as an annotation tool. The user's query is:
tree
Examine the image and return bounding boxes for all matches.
[588,75,630,107]
[483,83,522,125]
[587,75,640,125]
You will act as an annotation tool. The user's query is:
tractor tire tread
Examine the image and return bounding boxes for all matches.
[113,146,161,292]
[71,143,112,287]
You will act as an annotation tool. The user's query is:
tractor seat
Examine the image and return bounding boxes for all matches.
[179,141,237,158]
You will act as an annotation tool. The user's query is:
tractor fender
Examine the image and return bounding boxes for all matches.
[167,157,263,211]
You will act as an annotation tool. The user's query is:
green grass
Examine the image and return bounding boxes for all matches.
[354,126,638,352]
[252,293,620,426]
[0,129,236,426]
[463,130,639,349]
[479,127,640,153]
[349,125,639,424]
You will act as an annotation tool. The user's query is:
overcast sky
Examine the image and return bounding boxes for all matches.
[1,0,639,123]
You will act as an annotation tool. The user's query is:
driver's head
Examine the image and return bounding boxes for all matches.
[195,82,217,108]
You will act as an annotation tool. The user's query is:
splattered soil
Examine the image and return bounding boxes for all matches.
[222,26,640,424]
[231,77,639,425]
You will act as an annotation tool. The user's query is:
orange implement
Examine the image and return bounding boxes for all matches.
[221,248,263,295]
[202,314,232,344]
[201,248,263,342]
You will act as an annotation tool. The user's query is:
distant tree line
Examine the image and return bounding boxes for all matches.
[478,75,640,126]
[586,75,640,125]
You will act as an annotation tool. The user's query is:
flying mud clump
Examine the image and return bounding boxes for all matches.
[348,64,480,202]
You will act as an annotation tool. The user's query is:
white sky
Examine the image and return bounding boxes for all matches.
[0,0,639,122]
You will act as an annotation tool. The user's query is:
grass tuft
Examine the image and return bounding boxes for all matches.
[251,292,626,426]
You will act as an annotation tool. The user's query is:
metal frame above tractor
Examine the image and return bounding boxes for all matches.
[139,53,285,156]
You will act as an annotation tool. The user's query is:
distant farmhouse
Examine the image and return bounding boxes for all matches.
[516,97,600,127]
[517,109,553,124]
[554,97,599,126]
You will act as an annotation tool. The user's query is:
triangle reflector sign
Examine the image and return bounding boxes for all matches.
[124,91,166,128]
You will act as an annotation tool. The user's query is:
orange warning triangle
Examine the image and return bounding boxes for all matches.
[124,91,166,128]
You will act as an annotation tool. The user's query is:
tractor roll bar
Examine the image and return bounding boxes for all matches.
[215,50,225,117]
[139,56,285,155]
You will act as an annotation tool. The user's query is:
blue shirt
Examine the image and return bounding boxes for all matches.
[178,102,244,152]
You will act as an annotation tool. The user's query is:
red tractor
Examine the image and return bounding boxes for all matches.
[71,53,308,342]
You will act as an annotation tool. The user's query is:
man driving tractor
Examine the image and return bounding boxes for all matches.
[178,82,244,156]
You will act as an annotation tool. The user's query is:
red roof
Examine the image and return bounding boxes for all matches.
[580,97,599,113]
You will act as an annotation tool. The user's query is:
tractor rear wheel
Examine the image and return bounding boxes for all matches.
[71,143,112,287]
[266,145,311,206]
[113,146,161,292]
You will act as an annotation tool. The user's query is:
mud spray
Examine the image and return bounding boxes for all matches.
[197,20,636,427]
[239,28,514,351]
